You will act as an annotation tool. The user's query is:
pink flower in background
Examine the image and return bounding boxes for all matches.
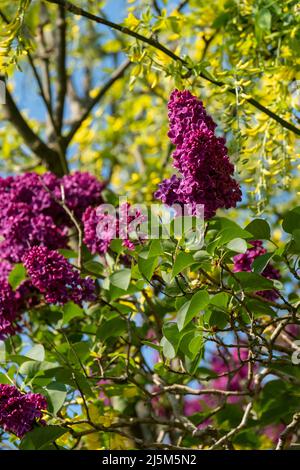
[211,347,249,391]
[183,394,213,428]
[263,423,285,444]
[97,380,112,407]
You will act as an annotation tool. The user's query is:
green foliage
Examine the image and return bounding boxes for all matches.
[0,0,32,73]
[8,263,26,289]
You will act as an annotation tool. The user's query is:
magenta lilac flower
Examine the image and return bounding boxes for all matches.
[0,260,39,314]
[0,280,18,339]
[0,171,104,263]
[155,90,242,219]
[167,89,217,146]
[233,240,280,301]
[23,246,96,305]
[0,260,12,283]
[0,171,104,223]
[83,203,144,255]
[211,347,250,393]
[0,384,47,438]
[0,203,68,263]
[83,207,117,255]
[0,173,68,263]
[56,172,104,221]
[152,175,182,206]
[0,172,59,217]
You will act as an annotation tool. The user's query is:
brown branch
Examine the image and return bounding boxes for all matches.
[55,5,67,132]
[210,402,253,449]
[0,6,69,176]
[178,0,189,12]
[38,4,54,110]
[153,0,162,16]
[27,54,60,137]
[2,88,67,175]
[276,412,300,450]
[45,0,300,137]
[65,59,131,145]
[153,384,249,397]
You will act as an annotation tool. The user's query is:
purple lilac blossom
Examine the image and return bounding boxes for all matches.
[0,280,18,338]
[0,203,68,263]
[83,207,117,255]
[0,172,105,263]
[0,260,39,313]
[56,171,104,221]
[0,384,47,438]
[83,203,144,255]
[155,90,242,219]
[0,172,59,217]
[23,246,95,306]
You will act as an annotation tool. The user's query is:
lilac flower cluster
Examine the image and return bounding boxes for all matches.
[83,203,144,255]
[23,246,95,306]
[0,384,47,438]
[0,204,68,263]
[233,240,280,301]
[0,280,18,339]
[155,90,242,219]
[0,171,103,332]
[56,171,104,221]
[0,172,104,263]
[0,260,39,312]
[83,207,117,255]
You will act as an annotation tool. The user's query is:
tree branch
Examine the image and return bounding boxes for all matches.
[153,0,162,16]
[153,384,249,397]
[55,5,67,132]
[65,59,131,145]
[276,412,300,450]
[178,0,190,12]
[0,6,69,176]
[45,0,300,137]
[3,88,67,176]
[209,402,253,449]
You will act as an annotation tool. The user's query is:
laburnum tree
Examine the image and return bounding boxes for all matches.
[0,0,300,451]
